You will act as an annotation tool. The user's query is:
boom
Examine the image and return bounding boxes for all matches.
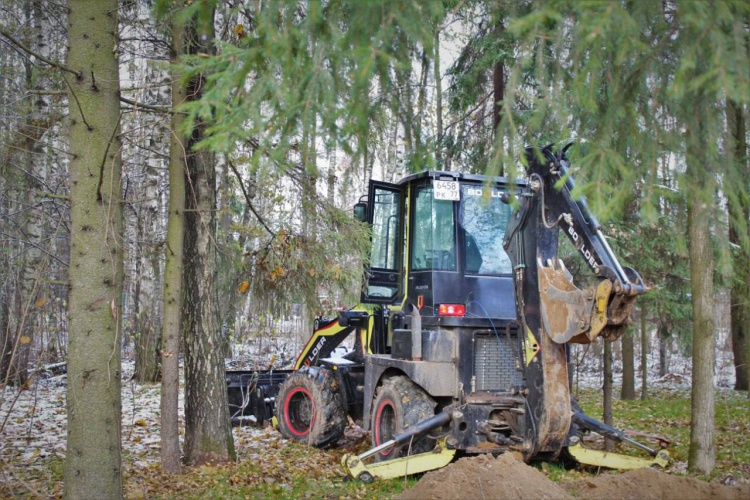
[503,143,648,460]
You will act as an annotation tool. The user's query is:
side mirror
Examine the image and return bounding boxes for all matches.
[353,202,367,222]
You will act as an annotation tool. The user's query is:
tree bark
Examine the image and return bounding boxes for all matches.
[179,7,235,466]
[63,0,124,497]
[686,106,716,475]
[491,13,505,176]
[603,340,614,451]
[159,17,188,473]
[134,166,162,383]
[641,303,649,399]
[658,323,668,378]
[726,99,749,392]
[434,29,443,164]
[621,329,636,400]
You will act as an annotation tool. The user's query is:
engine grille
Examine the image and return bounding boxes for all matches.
[473,332,521,391]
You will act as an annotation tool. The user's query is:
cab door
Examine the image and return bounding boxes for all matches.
[361,181,405,305]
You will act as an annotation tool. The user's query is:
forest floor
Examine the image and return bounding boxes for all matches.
[1,356,749,499]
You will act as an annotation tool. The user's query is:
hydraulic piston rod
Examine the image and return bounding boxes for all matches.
[573,411,658,456]
[358,411,451,461]
[342,411,454,482]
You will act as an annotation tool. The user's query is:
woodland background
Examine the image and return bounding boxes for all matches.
[0,0,748,497]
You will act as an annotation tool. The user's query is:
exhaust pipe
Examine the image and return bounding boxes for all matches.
[411,304,422,361]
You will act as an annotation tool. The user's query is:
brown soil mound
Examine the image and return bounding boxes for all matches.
[561,467,750,500]
[397,454,750,500]
[396,453,571,500]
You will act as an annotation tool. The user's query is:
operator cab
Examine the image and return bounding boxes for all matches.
[360,171,520,325]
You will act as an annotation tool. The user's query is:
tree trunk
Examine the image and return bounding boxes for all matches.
[493,60,504,134]
[63,0,124,496]
[180,7,235,466]
[0,271,11,384]
[134,169,162,383]
[491,13,505,176]
[686,107,716,475]
[603,340,614,451]
[658,323,668,378]
[621,329,636,400]
[434,29,443,164]
[731,284,749,391]
[726,98,749,392]
[159,16,188,473]
[641,304,649,399]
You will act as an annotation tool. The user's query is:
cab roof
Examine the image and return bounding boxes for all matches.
[395,170,527,187]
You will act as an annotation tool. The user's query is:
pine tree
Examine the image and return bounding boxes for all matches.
[63,0,124,495]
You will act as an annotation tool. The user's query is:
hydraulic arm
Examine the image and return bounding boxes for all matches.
[503,143,651,462]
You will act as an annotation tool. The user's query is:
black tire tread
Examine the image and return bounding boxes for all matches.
[371,375,436,460]
[276,366,346,448]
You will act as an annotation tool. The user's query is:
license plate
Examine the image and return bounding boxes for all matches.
[434,180,460,201]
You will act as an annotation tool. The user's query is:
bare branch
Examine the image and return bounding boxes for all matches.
[120,96,171,114]
[226,158,276,237]
[0,26,81,78]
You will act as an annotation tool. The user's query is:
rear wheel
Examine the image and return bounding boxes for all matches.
[371,375,436,461]
[276,366,346,448]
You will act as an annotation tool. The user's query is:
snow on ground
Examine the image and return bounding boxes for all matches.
[0,359,271,477]
[570,338,737,392]
[0,341,738,476]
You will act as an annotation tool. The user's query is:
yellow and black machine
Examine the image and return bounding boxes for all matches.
[227,144,669,481]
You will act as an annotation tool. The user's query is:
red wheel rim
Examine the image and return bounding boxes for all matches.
[284,386,315,437]
[374,398,397,457]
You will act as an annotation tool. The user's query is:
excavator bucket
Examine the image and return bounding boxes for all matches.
[538,261,613,344]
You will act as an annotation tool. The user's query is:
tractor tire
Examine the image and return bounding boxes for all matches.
[275,366,346,449]
[371,375,437,461]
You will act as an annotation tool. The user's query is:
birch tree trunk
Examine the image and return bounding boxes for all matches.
[63,0,124,496]
[134,168,162,383]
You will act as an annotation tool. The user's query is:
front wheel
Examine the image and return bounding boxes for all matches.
[276,366,346,448]
[371,375,436,461]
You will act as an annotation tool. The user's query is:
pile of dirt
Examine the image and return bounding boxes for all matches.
[396,453,570,500]
[562,467,750,500]
[396,453,750,500]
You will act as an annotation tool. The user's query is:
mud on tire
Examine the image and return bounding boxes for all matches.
[371,375,437,461]
[276,366,346,448]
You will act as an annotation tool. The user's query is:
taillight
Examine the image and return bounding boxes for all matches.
[438,304,466,317]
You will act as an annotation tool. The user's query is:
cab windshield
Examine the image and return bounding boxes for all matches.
[459,184,512,275]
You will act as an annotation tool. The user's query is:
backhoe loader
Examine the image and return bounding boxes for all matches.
[226,144,669,481]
